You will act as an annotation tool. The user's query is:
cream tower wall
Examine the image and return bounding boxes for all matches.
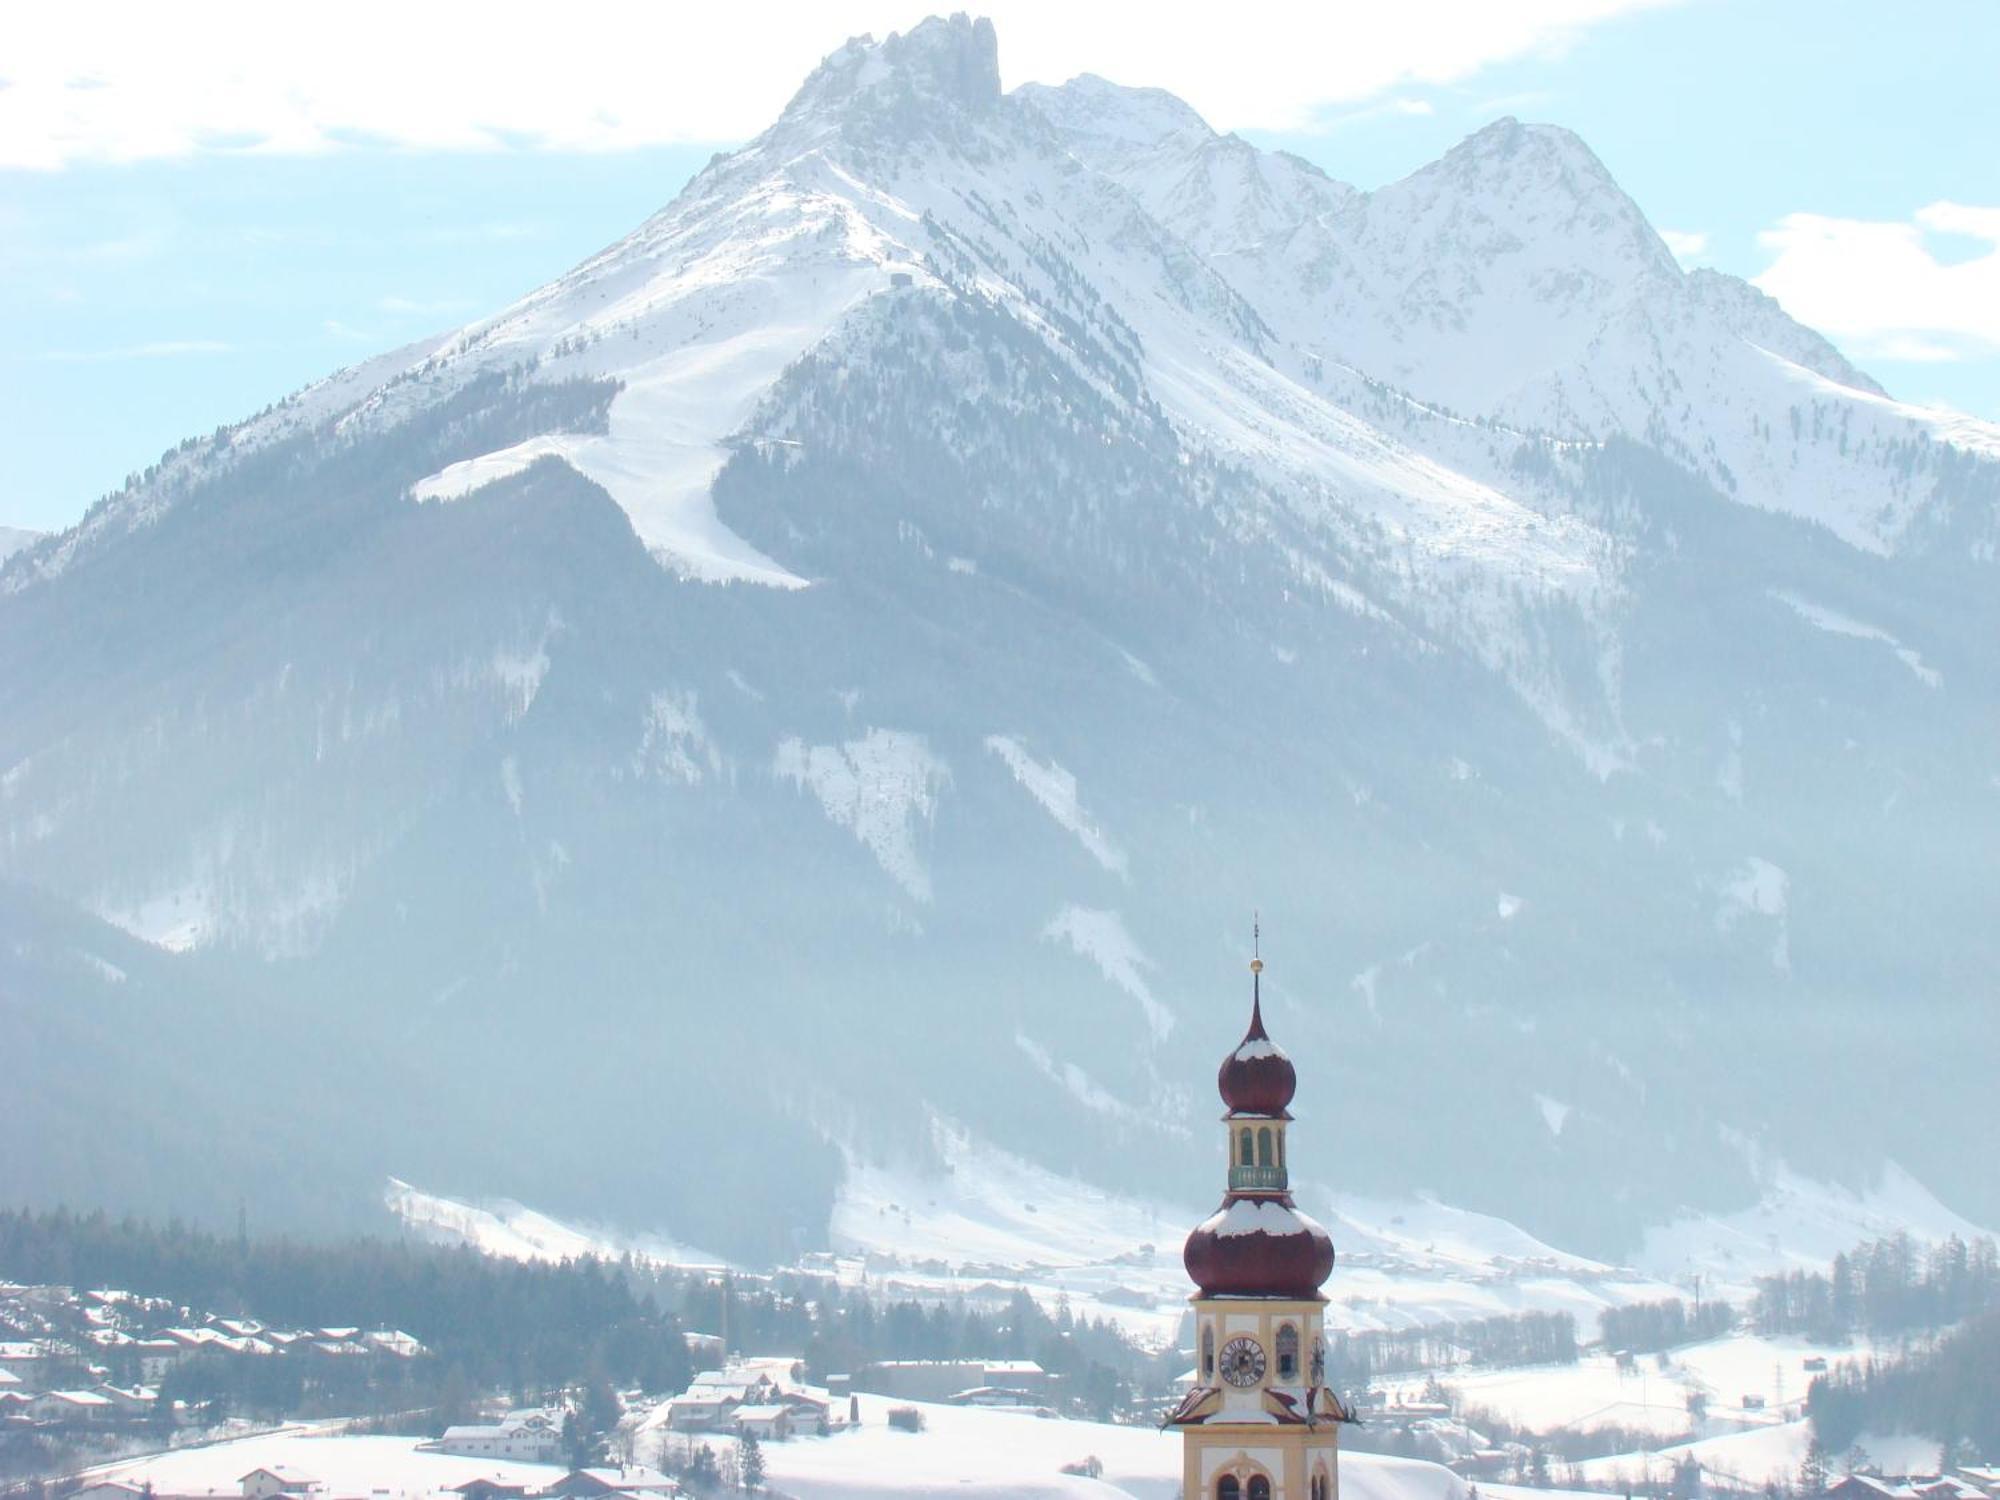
[1183,1295,1340,1500]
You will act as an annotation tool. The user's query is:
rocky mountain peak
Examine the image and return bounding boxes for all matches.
[779,12,1002,130]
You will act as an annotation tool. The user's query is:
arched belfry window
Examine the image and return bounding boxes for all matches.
[1248,1477,1272,1500]
[1257,1127,1273,1167]
[1277,1322,1299,1380]
[1239,1127,1255,1166]
[1277,1130,1285,1166]
[1217,1477,1241,1500]
[1201,1325,1215,1379]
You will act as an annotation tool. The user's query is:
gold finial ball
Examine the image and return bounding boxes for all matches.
[1249,958,1264,974]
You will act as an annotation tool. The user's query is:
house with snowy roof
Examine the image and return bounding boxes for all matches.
[729,1404,793,1441]
[28,1389,117,1424]
[446,1478,535,1500]
[1824,1477,1919,1500]
[71,1480,153,1500]
[0,1342,56,1379]
[1914,1481,1989,1500]
[663,1386,743,1433]
[536,1466,677,1498]
[420,1408,563,1462]
[239,1465,324,1498]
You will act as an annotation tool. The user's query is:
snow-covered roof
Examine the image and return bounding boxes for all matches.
[239,1465,320,1484]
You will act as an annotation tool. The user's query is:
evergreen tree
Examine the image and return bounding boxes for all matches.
[1799,1436,1828,1496]
[737,1433,764,1493]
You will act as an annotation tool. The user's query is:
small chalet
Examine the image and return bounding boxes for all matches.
[1825,1478,1918,1500]
[421,1409,563,1463]
[70,1482,151,1500]
[536,1466,677,1499]
[447,1480,534,1500]
[27,1390,115,1423]
[731,1405,792,1441]
[239,1466,325,1499]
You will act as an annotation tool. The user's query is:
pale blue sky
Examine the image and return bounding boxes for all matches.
[4,0,1995,534]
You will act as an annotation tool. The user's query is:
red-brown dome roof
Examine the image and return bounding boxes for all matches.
[1217,983,1296,1117]
[1183,1196,1336,1300]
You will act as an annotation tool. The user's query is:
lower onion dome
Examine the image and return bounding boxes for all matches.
[1183,1195,1336,1299]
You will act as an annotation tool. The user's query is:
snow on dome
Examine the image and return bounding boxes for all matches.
[1216,979,1296,1117]
[1183,1196,1336,1299]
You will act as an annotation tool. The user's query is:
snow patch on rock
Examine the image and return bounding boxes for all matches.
[984,734,1126,877]
[1041,905,1173,1042]
[775,729,948,901]
[1772,589,1942,688]
[1715,856,1791,975]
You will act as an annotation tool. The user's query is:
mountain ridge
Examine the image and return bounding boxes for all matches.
[3,13,1997,1265]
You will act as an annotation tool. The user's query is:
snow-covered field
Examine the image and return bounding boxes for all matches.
[660,1392,1468,1500]
[1571,1420,1943,1492]
[90,1432,566,1500]
[1445,1333,1885,1440]
[81,1403,1470,1500]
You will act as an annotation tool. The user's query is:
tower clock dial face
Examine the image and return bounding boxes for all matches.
[1220,1336,1267,1387]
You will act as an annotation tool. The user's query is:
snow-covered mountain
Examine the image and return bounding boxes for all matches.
[3,15,1997,1266]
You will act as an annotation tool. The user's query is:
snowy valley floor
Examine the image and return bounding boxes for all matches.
[90,1399,1472,1500]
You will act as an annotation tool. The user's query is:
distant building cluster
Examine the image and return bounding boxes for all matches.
[0,1279,424,1432]
[71,1462,681,1500]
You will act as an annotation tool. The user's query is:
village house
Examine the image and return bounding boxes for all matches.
[445,1478,534,1500]
[1825,1479,1921,1500]
[239,1465,326,1499]
[0,1341,59,1381]
[780,1390,830,1435]
[946,1384,1042,1408]
[730,1403,792,1441]
[665,1371,776,1433]
[537,1466,677,1499]
[26,1389,116,1424]
[419,1408,564,1462]
[852,1358,1050,1403]
[71,1480,154,1500]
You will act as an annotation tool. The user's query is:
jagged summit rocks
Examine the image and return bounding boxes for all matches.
[2,15,1998,1262]
[771,13,1005,159]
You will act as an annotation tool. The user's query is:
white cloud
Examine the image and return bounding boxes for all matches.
[0,0,1682,169]
[1658,228,1709,265]
[1754,201,2000,364]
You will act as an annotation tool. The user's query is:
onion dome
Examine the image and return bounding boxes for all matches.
[1183,1196,1336,1300]
[1217,960,1296,1117]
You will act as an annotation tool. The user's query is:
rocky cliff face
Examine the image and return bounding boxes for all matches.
[3,15,1996,1263]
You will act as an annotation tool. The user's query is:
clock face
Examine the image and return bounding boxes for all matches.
[1220,1336,1267,1387]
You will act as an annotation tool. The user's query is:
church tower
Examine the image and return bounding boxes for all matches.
[1167,950,1350,1500]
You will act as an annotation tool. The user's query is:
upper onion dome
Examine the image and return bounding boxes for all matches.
[1183,1196,1336,1300]
[1217,962,1296,1117]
